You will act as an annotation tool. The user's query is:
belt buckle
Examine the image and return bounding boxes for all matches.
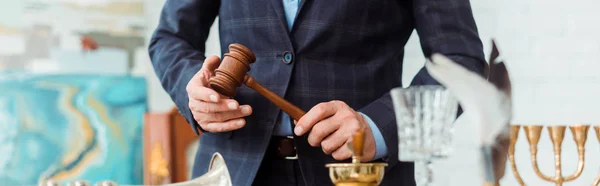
[284,136,298,160]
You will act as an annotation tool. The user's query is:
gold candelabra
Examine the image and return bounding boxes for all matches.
[509,125,600,186]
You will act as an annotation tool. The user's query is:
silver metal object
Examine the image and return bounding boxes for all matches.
[34,152,232,186]
[284,136,298,160]
[94,181,117,186]
[39,180,62,186]
[66,180,91,186]
[168,152,232,186]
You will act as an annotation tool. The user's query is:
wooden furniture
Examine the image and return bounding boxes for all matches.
[209,43,306,120]
[143,108,200,185]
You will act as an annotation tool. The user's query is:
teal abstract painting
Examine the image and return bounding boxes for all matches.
[0,74,146,186]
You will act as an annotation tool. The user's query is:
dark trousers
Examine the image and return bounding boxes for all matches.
[252,138,305,186]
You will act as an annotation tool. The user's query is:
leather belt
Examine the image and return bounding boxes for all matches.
[269,136,298,160]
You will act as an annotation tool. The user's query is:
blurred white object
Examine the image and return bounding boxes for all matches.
[0,35,26,55]
[425,55,511,146]
[425,41,512,185]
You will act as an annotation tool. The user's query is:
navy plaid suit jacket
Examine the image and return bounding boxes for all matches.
[149,0,486,185]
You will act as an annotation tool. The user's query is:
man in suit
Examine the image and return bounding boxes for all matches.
[149,0,486,185]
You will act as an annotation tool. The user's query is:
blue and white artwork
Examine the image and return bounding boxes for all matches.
[0,74,147,185]
[0,0,149,184]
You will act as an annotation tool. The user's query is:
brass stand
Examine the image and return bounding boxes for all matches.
[594,126,600,186]
[326,129,387,186]
[509,126,526,185]
[509,125,600,186]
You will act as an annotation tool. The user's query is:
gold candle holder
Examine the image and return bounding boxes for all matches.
[509,125,526,186]
[326,129,387,186]
[594,126,599,186]
[509,125,599,186]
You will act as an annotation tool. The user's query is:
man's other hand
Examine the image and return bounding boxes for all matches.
[186,56,253,132]
[294,101,376,161]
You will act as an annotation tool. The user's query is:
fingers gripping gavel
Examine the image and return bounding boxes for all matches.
[209,43,306,121]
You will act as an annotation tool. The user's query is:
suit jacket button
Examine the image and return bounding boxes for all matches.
[282,51,293,64]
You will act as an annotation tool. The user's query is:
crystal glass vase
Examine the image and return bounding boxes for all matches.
[391,85,458,186]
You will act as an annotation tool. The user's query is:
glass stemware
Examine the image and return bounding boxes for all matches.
[391,85,458,186]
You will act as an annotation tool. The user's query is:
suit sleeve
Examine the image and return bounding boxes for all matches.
[358,0,486,169]
[148,0,220,135]
[411,0,487,85]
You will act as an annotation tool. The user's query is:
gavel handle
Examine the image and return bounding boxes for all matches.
[243,75,306,121]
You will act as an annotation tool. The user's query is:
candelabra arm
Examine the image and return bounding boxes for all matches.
[594,126,600,186]
[552,143,563,185]
[564,147,585,181]
[529,145,554,182]
[509,126,526,186]
[508,145,526,186]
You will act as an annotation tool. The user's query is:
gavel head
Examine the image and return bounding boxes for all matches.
[209,43,256,97]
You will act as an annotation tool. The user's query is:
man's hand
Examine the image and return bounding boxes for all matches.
[294,101,376,161]
[186,56,253,132]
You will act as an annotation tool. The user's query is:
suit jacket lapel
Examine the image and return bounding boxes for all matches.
[269,0,309,33]
[291,0,308,32]
[268,0,292,33]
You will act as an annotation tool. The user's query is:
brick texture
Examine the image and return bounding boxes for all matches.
[402,1,600,185]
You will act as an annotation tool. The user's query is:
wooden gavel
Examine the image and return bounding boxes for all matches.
[209,43,306,121]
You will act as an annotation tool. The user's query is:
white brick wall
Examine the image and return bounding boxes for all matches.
[403,0,600,185]
[144,0,600,185]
